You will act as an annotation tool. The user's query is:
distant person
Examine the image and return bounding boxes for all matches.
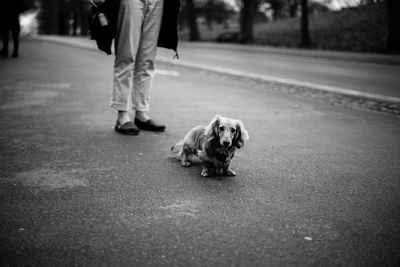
[91,0,180,135]
[0,0,23,58]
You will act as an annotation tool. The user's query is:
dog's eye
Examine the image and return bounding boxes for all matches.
[219,126,225,132]
[231,128,236,133]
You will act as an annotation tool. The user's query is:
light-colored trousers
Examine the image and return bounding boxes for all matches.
[110,0,163,112]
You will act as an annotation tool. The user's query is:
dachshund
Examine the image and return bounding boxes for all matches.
[171,115,249,177]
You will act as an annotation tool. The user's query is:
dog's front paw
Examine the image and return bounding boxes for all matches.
[197,150,206,161]
[224,169,236,177]
[181,160,191,167]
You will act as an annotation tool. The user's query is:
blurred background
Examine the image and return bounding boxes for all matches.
[14,0,400,53]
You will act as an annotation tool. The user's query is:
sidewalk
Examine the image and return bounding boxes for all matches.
[32,35,400,107]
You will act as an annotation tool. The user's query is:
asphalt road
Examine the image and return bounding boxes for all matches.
[34,35,400,100]
[158,42,400,99]
[1,39,400,266]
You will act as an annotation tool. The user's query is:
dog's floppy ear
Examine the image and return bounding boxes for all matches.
[234,119,249,149]
[204,114,221,139]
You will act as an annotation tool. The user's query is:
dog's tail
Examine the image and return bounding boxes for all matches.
[171,139,184,159]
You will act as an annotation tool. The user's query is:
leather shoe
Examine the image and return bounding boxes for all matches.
[114,121,140,135]
[134,118,166,132]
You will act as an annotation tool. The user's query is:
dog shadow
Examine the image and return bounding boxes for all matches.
[166,156,238,181]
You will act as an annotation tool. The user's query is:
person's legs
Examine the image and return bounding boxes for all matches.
[132,0,163,122]
[111,0,145,125]
[11,22,20,58]
[1,29,9,57]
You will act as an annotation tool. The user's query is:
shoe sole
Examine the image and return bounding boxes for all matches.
[114,128,140,135]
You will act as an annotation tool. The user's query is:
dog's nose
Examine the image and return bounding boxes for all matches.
[223,141,231,147]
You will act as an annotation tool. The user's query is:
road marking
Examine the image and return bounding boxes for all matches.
[157,56,400,105]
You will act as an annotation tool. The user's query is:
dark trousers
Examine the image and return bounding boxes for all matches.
[1,22,20,56]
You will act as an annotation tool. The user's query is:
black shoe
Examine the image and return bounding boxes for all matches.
[114,121,140,135]
[11,52,18,58]
[134,118,166,132]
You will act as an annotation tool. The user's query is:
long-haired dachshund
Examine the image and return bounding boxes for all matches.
[171,115,249,177]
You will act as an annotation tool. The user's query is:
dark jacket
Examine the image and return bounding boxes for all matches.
[158,0,181,52]
[89,0,180,55]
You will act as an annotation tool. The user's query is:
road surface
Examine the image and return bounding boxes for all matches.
[35,35,400,100]
[158,42,400,99]
[0,39,399,266]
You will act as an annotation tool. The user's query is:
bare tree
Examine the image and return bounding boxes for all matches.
[239,0,258,43]
[299,0,312,47]
[185,0,200,41]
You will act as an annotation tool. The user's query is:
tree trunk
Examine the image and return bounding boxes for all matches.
[57,0,67,35]
[270,0,281,21]
[186,0,200,41]
[72,11,78,36]
[79,0,89,36]
[240,0,256,43]
[387,0,400,53]
[289,0,298,17]
[50,0,59,34]
[38,0,56,34]
[299,0,311,47]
